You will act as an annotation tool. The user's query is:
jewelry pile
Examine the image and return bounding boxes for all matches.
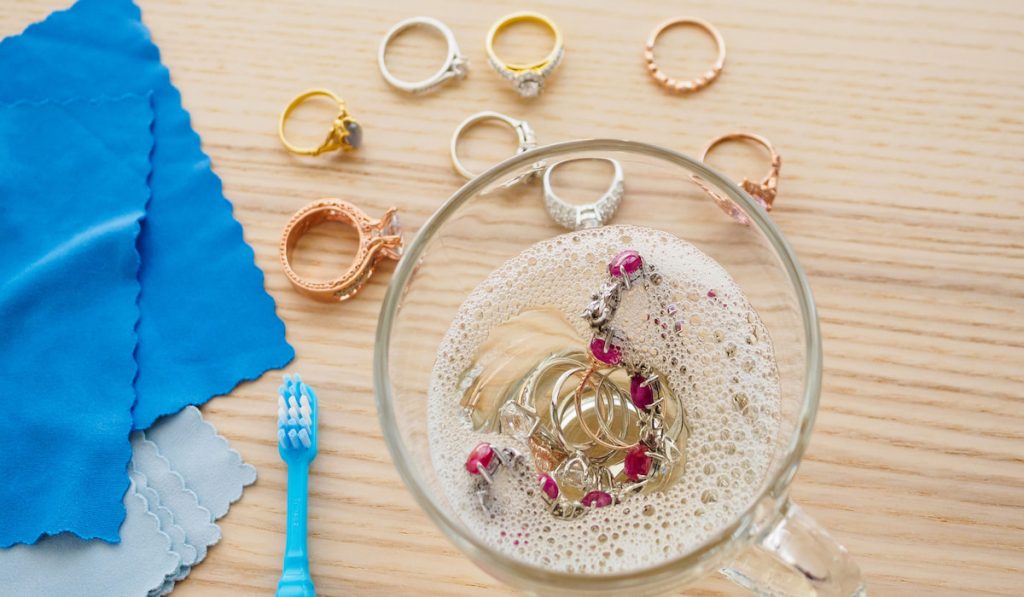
[465,249,688,520]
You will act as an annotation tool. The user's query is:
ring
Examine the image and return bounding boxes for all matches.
[279,89,362,156]
[378,17,468,94]
[695,131,781,224]
[450,111,537,180]
[279,199,402,302]
[485,11,564,97]
[643,17,725,94]
[543,158,624,230]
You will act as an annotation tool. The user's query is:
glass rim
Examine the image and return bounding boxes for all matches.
[373,138,822,589]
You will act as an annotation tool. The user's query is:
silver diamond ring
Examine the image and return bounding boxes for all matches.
[378,17,468,94]
[543,158,624,230]
[450,111,538,181]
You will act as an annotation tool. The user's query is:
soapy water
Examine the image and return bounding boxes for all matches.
[427,225,781,574]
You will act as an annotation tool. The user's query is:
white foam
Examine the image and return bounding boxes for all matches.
[427,225,781,574]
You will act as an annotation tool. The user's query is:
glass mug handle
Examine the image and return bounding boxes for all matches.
[721,501,867,596]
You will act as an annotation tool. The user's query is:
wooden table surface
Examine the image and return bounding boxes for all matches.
[5,0,1023,595]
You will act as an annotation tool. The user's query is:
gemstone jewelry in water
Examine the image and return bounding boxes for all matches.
[428,225,782,574]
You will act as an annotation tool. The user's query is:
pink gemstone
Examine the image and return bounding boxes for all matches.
[608,250,643,278]
[537,474,559,500]
[581,490,614,508]
[707,290,717,298]
[590,337,622,365]
[624,445,653,481]
[465,442,495,475]
[630,374,654,410]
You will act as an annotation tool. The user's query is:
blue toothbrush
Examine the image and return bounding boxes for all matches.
[276,374,318,597]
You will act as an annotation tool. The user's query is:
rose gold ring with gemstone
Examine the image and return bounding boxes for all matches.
[701,131,780,210]
[694,131,781,224]
[644,17,725,94]
[280,199,402,302]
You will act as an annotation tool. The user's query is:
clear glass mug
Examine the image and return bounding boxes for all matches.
[373,139,864,595]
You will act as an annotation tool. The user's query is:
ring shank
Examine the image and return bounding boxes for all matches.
[701,132,778,185]
[283,204,359,258]
[486,11,563,72]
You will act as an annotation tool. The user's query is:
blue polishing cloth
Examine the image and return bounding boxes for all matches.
[0,0,294,431]
[0,96,153,547]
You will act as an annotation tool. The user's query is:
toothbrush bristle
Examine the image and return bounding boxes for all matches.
[277,377,316,452]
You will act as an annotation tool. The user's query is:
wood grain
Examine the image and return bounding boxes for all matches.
[3,0,1023,594]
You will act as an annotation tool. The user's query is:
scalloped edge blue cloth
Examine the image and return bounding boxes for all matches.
[0,0,294,431]
[0,95,152,547]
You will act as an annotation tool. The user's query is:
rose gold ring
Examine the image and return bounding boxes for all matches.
[644,17,725,94]
[698,132,781,222]
[280,199,402,302]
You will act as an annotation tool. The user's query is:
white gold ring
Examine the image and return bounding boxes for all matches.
[450,111,538,180]
[543,158,624,230]
[379,17,468,94]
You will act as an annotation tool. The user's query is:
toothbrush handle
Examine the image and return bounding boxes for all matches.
[277,461,315,597]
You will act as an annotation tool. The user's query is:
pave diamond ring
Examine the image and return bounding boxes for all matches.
[485,11,564,98]
[379,16,468,95]
[543,157,624,230]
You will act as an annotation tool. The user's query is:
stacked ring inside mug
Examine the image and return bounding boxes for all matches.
[462,249,690,519]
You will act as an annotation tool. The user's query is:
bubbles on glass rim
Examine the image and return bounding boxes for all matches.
[427,225,781,574]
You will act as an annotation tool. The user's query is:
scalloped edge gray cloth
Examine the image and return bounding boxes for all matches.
[0,407,256,596]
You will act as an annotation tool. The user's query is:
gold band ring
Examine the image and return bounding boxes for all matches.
[279,89,362,156]
[644,17,725,94]
[485,12,564,97]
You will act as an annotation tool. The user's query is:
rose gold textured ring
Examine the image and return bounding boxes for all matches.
[280,199,402,302]
[644,17,725,94]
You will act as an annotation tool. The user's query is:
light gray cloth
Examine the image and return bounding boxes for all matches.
[0,483,180,597]
[130,434,221,563]
[145,406,257,519]
[131,470,197,577]
[135,407,258,595]
[0,407,256,596]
